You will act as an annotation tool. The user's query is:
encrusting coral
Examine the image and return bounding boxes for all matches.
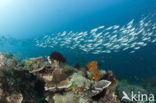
[87,61,101,81]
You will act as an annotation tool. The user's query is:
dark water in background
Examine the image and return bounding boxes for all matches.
[0,0,156,82]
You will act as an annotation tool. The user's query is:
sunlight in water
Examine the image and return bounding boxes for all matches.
[0,0,5,5]
[0,0,3,4]
[0,0,11,7]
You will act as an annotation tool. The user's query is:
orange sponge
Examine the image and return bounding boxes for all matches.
[87,61,101,81]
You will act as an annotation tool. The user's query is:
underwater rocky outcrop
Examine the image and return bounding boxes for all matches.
[0,52,119,103]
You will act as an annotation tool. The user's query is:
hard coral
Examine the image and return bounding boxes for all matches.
[83,80,111,98]
[70,73,91,90]
[45,69,74,91]
[87,61,101,81]
[57,80,72,89]
[50,52,66,63]
[102,70,117,90]
[83,70,118,103]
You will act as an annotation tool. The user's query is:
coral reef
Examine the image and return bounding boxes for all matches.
[0,52,119,103]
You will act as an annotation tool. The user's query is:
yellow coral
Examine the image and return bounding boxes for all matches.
[87,61,101,81]
[87,61,98,72]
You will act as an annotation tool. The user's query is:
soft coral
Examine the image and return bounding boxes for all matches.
[87,61,101,81]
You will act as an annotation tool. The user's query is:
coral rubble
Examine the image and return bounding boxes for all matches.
[0,52,119,103]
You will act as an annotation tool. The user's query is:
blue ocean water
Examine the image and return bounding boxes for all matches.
[0,0,156,81]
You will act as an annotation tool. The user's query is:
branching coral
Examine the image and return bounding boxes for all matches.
[87,61,101,81]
